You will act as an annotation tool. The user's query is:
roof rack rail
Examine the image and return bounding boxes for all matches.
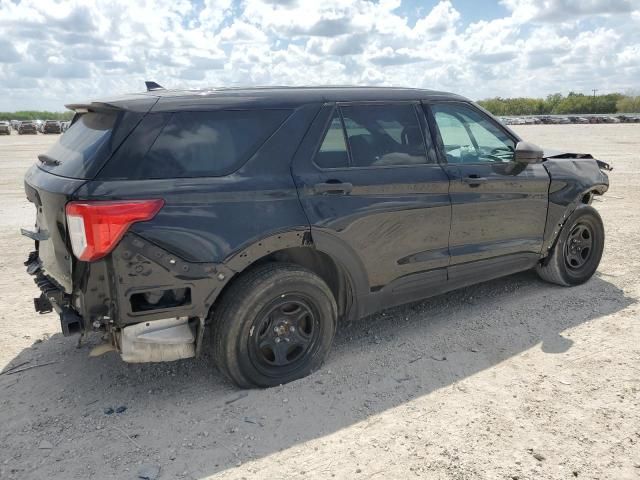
[145,81,165,92]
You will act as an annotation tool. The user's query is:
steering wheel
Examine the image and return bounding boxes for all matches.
[483,146,514,163]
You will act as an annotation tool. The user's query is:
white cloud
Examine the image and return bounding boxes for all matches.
[0,0,638,110]
[412,0,460,37]
[501,0,636,22]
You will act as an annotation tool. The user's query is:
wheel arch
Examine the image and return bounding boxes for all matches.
[214,229,370,323]
[541,202,603,265]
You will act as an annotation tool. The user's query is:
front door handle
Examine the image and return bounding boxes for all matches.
[313,181,353,195]
[461,176,487,187]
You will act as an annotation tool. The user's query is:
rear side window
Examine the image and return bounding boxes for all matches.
[39,112,117,179]
[114,110,290,179]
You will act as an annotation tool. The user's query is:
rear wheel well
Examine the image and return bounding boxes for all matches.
[256,247,353,320]
[214,247,353,322]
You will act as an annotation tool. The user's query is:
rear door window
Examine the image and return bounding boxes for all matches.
[315,112,349,169]
[119,110,291,179]
[340,104,429,167]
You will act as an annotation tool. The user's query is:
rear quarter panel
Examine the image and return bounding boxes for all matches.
[75,104,322,264]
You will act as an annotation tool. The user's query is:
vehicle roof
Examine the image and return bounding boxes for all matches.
[67,85,470,113]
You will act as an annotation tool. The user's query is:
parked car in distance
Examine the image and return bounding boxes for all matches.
[10,120,21,131]
[60,121,70,132]
[18,121,38,134]
[42,120,62,134]
[23,85,611,388]
[0,121,11,135]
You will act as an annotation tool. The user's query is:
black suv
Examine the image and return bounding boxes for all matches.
[23,86,610,388]
[42,120,62,134]
[18,121,38,135]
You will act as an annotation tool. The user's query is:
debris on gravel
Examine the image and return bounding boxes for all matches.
[137,464,161,480]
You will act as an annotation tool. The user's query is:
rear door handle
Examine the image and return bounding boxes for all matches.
[313,181,353,195]
[461,176,487,186]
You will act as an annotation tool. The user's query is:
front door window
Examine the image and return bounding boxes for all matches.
[431,104,515,164]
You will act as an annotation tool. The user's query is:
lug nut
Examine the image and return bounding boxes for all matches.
[275,337,281,343]
[289,326,295,332]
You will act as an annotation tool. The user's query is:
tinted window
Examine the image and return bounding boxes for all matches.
[98,113,171,180]
[341,104,428,167]
[40,112,118,179]
[315,112,349,169]
[139,110,289,179]
[431,103,515,164]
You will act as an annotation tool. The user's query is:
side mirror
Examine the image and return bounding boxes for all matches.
[514,141,544,164]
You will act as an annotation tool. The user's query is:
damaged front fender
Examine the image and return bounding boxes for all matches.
[541,151,610,255]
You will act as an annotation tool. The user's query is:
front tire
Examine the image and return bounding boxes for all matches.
[537,205,604,286]
[211,263,337,388]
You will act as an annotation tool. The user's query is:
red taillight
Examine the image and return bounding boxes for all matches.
[65,199,164,261]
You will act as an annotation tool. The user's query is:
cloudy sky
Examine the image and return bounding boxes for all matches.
[0,0,638,111]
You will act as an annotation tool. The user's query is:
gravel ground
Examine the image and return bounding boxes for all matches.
[0,125,638,480]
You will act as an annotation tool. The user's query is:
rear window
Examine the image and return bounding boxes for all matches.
[38,112,117,179]
[103,110,291,179]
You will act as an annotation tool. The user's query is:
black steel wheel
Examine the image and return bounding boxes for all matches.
[249,295,321,375]
[211,263,337,388]
[564,222,594,270]
[537,205,604,286]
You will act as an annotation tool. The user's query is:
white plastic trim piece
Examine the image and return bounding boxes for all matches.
[120,317,195,363]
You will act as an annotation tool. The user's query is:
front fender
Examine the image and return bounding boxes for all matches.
[541,157,609,255]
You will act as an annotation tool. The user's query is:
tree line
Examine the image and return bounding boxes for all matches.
[478,92,640,116]
[0,111,75,121]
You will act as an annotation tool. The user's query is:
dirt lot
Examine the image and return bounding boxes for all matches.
[0,125,638,480]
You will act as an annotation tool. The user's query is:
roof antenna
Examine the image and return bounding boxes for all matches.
[145,81,164,92]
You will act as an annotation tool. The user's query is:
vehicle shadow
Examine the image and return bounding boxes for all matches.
[0,271,634,479]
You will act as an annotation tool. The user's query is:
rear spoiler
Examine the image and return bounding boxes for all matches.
[64,102,122,114]
[65,94,160,114]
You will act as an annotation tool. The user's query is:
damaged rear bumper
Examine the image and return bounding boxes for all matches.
[25,250,84,336]
[24,233,235,362]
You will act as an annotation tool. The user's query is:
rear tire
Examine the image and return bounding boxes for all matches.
[211,263,337,388]
[537,205,604,286]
